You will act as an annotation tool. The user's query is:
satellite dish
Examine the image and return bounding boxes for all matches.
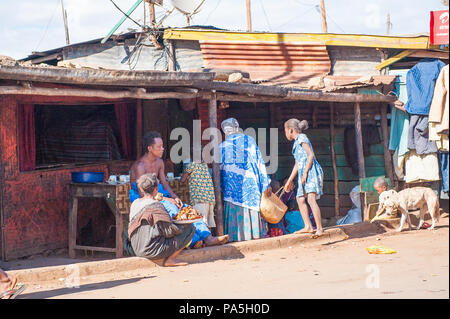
[169,0,206,15]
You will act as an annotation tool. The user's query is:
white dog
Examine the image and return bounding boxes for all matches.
[377,187,440,232]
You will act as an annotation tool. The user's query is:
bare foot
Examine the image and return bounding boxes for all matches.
[164,258,188,267]
[294,228,314,234]
[204,235,229,247]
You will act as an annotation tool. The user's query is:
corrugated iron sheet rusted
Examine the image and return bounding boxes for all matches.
[199,41,331,86]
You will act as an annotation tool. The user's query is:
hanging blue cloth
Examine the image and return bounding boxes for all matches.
[439,153,449,193]
[405,58,445,115]
[389,70,410,157]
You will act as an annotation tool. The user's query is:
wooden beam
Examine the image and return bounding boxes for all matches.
[208,91,224,236]
[29,52,62,64]
[329,102,340,217]
[408,50,449,59]
[380,104,395,185]
[0,85,198,100]
[164,29,430,49]
[376,50,414,70]
[210,82,397,102]
[0,65,213,87]
[354,102,366,179]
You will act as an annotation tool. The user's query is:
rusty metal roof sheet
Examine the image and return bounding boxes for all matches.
[199,40,331,86]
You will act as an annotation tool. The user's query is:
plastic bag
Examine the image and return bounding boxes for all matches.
[366,244,396,254]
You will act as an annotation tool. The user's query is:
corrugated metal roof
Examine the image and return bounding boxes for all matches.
[199,41,331,86]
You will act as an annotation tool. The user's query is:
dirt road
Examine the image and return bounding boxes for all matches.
[18,216,448,299]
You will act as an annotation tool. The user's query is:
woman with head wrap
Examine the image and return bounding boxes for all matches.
[219,118,272,242]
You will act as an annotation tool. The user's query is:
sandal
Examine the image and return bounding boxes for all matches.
[421,222,431,229]
[311,231,325,239]
[0,283,26,299]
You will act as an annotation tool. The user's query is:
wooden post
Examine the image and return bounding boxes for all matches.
[208,91,224,236]
[167,40,176,71]
[136,99,143,158]
[330,103,340,217]
[380,104,395,185]
[115,210,124,258]
[354,102,366,179]
[68,191,78,259]
[354,102,366,221]
[320,0,328,33]
[246,0,252,32]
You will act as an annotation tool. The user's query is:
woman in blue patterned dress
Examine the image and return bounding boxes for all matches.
[283,119,324,237]
[219,118,272,242]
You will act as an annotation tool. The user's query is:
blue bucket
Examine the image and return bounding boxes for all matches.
[71,172,104,183]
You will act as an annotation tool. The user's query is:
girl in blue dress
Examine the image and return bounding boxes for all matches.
[283,119,324,237]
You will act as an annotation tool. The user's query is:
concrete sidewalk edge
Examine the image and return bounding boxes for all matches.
[6,218,402,284]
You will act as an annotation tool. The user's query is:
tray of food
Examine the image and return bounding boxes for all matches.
[173,206,203,224]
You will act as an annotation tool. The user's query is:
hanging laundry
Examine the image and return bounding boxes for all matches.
[439,152,449,193]
[404,150,440,184]
[393,149,406,180]
[389,70,410,157]
[429,64,449,152]
[407,115,438,155]
[405,58,445,115]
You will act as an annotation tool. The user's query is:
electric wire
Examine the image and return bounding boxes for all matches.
[109,0,144,29]
[34,0,60,52]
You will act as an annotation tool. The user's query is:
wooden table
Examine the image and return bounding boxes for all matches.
[68,183,131,258]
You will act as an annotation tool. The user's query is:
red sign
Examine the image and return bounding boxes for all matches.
[430,10,449,45]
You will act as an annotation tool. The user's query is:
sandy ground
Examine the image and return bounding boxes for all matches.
[17,216,449,299]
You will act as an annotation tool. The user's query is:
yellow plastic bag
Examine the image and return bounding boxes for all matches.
[366,244,396,254]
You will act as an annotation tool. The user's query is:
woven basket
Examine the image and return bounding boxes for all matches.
[260,187,288,224]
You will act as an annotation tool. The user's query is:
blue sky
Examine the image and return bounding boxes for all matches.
[0,0,447,59]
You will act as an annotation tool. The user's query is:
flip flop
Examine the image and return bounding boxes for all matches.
[421,222,431,229]
[192,240,203,249]
[311,232,324,239]
[0,283,26,299]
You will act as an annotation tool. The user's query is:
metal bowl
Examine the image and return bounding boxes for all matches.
[71,172,105,183]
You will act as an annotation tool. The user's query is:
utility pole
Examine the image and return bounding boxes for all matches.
[246,0,252,32]
[61,0,70,45]
[149,1,156,27]
[386,13,391,35]
[320,0,328,33]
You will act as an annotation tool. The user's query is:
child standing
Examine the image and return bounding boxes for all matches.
[283,119,324,238]
[181,159,216,229]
